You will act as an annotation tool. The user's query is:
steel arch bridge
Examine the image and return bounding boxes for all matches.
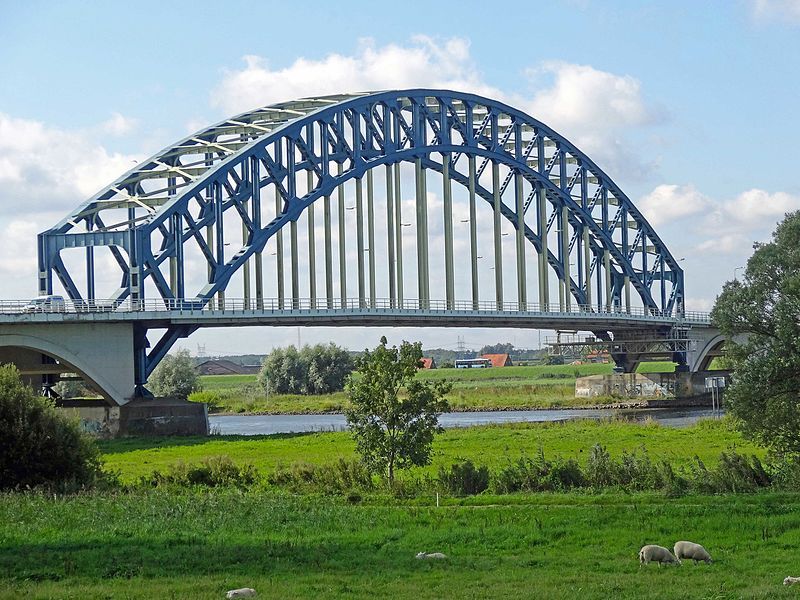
[36,89,691,398]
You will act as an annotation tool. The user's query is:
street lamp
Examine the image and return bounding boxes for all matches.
[734,266,744,281]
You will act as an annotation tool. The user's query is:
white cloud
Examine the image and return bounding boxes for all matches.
[99,112,137,136]
[694,234,750,255]
[722,188,800,223]
[0,114,144,299]
[0,112,142,216]
[751,0,800,22]
[211,40,664,184]
[638,184,711,226]
[211,36,500,115]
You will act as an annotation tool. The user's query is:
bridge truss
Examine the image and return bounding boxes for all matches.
[37,90,685,394]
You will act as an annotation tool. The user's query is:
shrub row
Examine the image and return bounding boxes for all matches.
[131,446,800,498]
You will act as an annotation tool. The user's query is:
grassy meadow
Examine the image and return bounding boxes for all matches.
[3,489,800,599]
[195,362,678,414]
[98,418,757,485]
[7,417,799,598]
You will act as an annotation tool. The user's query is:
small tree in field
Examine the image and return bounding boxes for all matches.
[149,349,200,399]
[345,337,451,486]
[712,210,800,454]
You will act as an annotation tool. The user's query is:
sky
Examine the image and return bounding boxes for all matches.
[1,0,799,355]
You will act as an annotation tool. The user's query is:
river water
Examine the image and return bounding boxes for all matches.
[209,407,721,436]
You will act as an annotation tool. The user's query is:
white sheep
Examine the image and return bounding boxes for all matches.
[673,540,712,564]
[226,588,257,599]
[638,545,678,566]
[784,576,800,586]
[416,551,447,560]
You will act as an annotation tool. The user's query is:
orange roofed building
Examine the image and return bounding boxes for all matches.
[481,353,513,367]
[419,357,437,369]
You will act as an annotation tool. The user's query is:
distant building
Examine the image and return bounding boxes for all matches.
[196,359,260,375]
[419,357,437,369]
[481,353,513,367]
[585,350,611,364]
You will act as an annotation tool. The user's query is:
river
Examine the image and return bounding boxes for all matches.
[209,407,721,436]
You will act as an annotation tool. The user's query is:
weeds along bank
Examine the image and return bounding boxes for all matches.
[3,490,800,599]
[99,418,760,485]
[191,363,674,414]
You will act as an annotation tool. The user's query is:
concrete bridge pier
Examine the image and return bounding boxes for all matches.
[0,322,207,436]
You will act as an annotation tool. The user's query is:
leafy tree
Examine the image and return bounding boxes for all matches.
[258,343,353,395]
[149,349,201,399]
[0,364,102,489]
[345,337,451,485]
[711,210,800,453]
[479,342,515,355]
[301,343,354,394]
[258,345,305,394]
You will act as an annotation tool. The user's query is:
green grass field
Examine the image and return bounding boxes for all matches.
[195,362,678,414]
[98,418,758,484]
[3,489,799,599]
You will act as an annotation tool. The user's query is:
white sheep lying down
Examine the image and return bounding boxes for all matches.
[673,540,712,564]
[226,588,257,599]
[639,545,678,566]
[416,551,447,560]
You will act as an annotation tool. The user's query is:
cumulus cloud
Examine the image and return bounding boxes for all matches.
[638,184,712,226]
[0,112,142,216]
[0,114,143,298]
[211,39,664,183]
[639,182,800,256]
[99,112,137,136]
[751,0,800,22]
[211,36,500,115]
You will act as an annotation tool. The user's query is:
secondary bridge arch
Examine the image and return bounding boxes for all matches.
[38,90,686,394]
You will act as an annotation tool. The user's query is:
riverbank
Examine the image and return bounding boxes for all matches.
[209,395,714,417]
[194,362,682,415]
[99,418,752,484]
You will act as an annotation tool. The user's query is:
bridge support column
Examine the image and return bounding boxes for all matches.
[367,169,376,308]
[537,184,549,310]
[394,162,404,305]
[337,163,346,308]
[273,187,284,309]
[468,155,479,310]
[492,161,503,310]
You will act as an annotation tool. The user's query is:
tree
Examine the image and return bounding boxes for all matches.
[0,364,102,489]
[258,345,305,394]
[301,343,354,394]
[258,343,353,395]
[711,210,800,453]
[479,342,515,356]
[345,337,451,485]
[149,349,201,399]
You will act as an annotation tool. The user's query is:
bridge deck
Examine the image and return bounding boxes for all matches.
[0,298,712,331]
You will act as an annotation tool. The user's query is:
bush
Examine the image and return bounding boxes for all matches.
[0,364,102,490]
[267,458,374,495]
[438,459,490,496]
[139,456,257,489]
[259,343,353,395]
[149,349,200,399]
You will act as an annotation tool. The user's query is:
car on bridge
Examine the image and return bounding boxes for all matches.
[23,295,66,313]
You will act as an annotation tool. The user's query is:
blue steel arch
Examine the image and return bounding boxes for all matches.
[38,90,684,391]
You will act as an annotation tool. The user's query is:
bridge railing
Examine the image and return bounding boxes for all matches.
[0,297,712,323]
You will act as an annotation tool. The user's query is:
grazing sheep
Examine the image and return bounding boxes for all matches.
[416,551,448,560]
[638,545,678,566]
[673,541,712,564]
[785,576,800,586]
[226,588,257,599]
